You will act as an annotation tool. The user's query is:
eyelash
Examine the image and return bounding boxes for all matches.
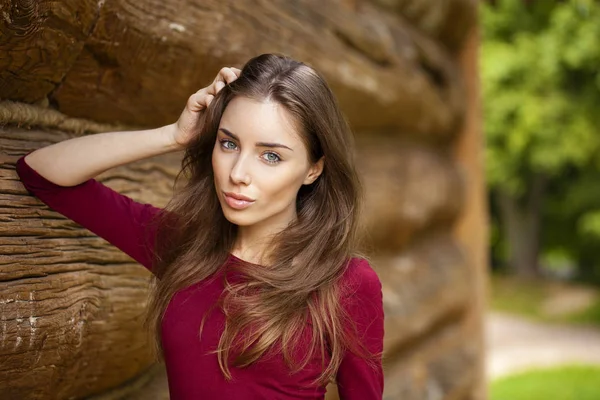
[219,139,282,165]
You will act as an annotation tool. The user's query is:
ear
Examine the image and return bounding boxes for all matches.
[303,156,324,185]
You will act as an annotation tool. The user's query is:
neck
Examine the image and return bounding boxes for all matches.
[233,210,297,265]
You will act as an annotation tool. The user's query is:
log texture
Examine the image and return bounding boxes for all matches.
[356,136,464,252]
[371,0,478,51]
[382,317,479,399]
[0,0,100,102]
[0,0,464,140]
[451,24,489,400]
[376,234,470,352]
[0,127,179,400]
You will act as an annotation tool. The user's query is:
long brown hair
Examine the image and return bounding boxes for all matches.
[144,53,378,386]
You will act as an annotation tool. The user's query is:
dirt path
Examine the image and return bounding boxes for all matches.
[486,311,600,379]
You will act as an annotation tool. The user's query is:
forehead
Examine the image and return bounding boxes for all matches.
[219,96,304,147]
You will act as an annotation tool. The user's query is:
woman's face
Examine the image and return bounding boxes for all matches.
[212,96,323,228]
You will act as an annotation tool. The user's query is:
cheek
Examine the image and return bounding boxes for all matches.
[258,168,306,203]
[211,149,227,184]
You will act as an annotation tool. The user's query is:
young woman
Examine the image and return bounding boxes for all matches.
[16,54,384,399]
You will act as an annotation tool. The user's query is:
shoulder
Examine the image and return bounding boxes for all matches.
[338,258,384,334]
[339,257,382,301]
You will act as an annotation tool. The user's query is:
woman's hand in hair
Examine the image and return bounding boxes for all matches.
[172,66,241,148]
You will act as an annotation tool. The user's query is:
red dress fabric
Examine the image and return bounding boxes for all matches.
[16,153,384,399]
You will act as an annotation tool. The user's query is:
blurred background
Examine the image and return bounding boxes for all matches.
[1,0,599,399]
[482,1,600,399]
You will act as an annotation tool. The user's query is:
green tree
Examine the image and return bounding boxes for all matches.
[482,0,600,278]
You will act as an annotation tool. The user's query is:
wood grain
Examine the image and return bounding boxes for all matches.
[371,0,478,51]
[0,127,180,399]
[382,315,479,400]
[357,136,464,252]
[1,0,464,139]
[0,0,101,102]
[376,233,470,352]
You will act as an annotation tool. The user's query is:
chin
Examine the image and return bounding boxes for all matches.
[221,208,257,227]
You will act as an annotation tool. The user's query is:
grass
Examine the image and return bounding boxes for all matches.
[490,364,600,400]
[489,273,600,326]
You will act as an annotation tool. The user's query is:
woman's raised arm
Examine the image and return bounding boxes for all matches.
[23,66,241,187]
[16,67,241,272]
[23,124,181,187]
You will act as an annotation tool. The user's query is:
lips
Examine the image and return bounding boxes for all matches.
[223,191,255,210]
[224,192,254,202]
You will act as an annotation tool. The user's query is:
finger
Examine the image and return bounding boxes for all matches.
[206,83,216,96]
[215,80,226,93]
[219,67,239,84]
[187,90,208,111]
[207,79,226,96]
[205,94,215,107]
[231,67,242,77]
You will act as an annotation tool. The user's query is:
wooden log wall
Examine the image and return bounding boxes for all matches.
[0,0,486,399]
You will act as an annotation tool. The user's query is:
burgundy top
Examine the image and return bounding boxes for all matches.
[16,153,384,400]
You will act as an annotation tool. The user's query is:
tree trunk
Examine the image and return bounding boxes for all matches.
[496,174,547,278]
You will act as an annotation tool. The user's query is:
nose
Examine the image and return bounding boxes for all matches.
[230,153,252,185]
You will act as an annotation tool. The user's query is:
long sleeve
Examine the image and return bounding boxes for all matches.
[15,152,163,272]
[336,258,385,399]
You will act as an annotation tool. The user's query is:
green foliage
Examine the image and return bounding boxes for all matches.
[482,0,600,279]
[482,0,600,197]
[578,210,600,239]
[491,364,600,400]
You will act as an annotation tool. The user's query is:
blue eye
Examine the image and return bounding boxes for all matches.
[262,152,281,164]
[220,139,280,164]
[220,140,237,150]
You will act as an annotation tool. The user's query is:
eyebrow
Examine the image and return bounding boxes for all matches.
[219,128,294,151]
